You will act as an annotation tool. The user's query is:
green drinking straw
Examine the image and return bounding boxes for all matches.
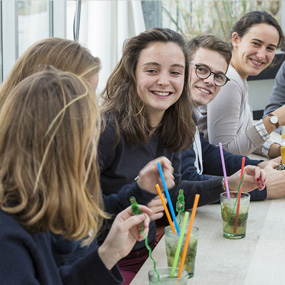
[170,211,189,278]
[129,197,159,281]
[176,189,185,228]
[233,174,244,209]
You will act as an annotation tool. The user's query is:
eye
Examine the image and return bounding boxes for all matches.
[215,74,224,81]
[252,42,260,47]
[171,71,182,76]
[267,46,276,52]
[146,69,158,75]
[197,66,209,74]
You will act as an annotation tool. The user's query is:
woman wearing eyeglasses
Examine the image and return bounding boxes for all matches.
[206,11,285,158]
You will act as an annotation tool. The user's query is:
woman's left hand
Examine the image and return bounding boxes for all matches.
[98,205,152,270]
[147,195,167,221]
[228,165,266,192]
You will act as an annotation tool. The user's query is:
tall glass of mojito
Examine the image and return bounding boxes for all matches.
[220,191,250,239]
[164,225,199,278]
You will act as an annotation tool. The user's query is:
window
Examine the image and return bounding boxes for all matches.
[1,0,65,82]
[142,0,284,43]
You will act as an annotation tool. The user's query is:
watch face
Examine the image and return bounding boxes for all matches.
[270,116,278,124]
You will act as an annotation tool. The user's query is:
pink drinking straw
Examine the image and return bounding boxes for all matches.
[219,142,230,200]
[234,157,245,233]
[177,194,200,278]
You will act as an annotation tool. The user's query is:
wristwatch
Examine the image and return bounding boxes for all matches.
[268,113,279,128]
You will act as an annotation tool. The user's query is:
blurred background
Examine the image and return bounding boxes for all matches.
[1,0,284,117]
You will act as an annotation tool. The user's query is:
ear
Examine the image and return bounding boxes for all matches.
[232,32,240,47]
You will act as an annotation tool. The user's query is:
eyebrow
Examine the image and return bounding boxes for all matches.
[195,63,226,74]
[251,38,277,48]
[143,62,185,69]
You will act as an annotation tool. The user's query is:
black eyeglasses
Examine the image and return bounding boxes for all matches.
[191,62,230,87]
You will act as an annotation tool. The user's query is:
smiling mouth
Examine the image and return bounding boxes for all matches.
[250,58,264,66]
[197,87,210,95]
[152,91,172,97]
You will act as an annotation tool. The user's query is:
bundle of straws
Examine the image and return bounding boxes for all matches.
[156,162,200,279]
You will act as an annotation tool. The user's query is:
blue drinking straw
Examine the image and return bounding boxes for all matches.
[157,161,180,235]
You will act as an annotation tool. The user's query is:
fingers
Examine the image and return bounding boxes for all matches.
[117,212,149,237]
[244,166,266,183]
[137,156,175,194]
[265,159,280,169]
[147,194,167,207]
[117,205,152,222]
[156,156,174,172]
[154,157,175,189]
[147,195,166,221]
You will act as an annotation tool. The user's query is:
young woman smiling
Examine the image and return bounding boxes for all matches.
[98,27,266,284]
[207,11,285,158]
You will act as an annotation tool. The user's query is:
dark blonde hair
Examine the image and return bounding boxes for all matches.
[0,68,105,245]
[0,37,101,110]
[100,27,195,152]
[186,35,232,66]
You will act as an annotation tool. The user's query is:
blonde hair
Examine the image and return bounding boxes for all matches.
[0,37,101,110]
[0,68,106,245]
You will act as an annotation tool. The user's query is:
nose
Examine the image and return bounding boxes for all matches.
[157,74,170,86]
[256,48,266,61]
[203,73,215,85]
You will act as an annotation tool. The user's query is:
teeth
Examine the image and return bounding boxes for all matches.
[153,91,170,96]
[198,87,210,94]
[251,59,262,66]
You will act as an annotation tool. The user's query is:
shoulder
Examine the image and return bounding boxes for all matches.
[0,210,42,243]
[226,65,244,87]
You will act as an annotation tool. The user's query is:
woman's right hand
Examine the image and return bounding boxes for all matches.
[136,156,175,194]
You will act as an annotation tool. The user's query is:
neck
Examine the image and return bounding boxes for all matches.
[230,54,247,81]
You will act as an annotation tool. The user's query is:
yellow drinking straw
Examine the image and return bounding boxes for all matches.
[178,194,200,278]
[155,184,175,233]
[170,211,189,278]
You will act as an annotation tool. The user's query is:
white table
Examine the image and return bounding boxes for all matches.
[131,199,285,284]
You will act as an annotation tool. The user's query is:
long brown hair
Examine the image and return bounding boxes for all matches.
[0,68,106,245]
[100,28,195,152]
[0,37,101,110]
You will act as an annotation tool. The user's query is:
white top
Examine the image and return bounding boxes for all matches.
[193,108,203,174]
[206,65,274,157]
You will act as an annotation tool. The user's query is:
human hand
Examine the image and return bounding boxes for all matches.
[258,156,282,168]
[147,194,167,221]
[263,160,285,199]
[137,156,175,194]
[228,165,266,192]
[98,205,152,270]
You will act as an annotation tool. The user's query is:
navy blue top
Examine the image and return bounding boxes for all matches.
[0,210,123,285]
[181,132,267,201]
[98,118,227,250]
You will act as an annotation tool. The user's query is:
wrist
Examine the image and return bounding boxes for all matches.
[98,243,118,270]
[221,178,226,192]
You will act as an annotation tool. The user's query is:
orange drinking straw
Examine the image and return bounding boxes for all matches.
[155,184,175,233]
[177,194,200,278]
[234,157,245,233]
